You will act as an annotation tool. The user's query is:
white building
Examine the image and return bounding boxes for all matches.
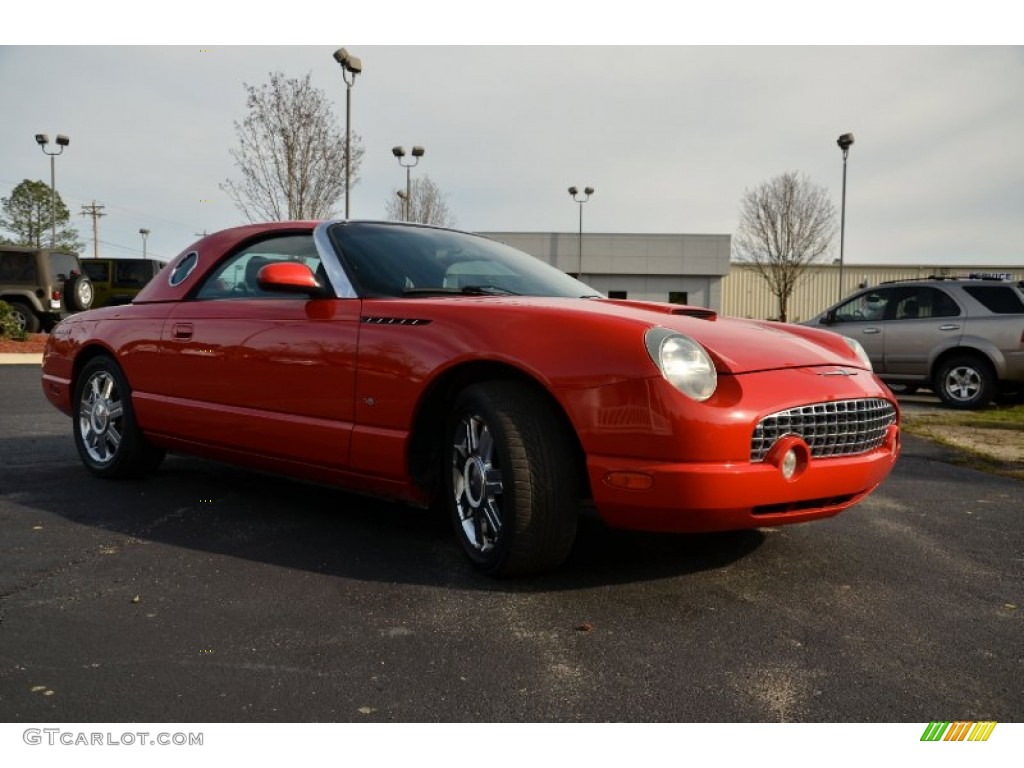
[483,232,732,310]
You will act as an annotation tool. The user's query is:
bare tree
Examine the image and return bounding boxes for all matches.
[734,171,837,322]
[384,176,456,227]
[221,71,363,221]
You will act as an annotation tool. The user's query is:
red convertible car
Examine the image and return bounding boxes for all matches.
[42,221,900,575]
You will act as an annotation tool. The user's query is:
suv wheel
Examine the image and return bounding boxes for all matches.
[7,300,41,333]
[934,355,995,410]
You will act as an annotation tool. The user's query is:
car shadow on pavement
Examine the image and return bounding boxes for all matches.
[1,436,764,592]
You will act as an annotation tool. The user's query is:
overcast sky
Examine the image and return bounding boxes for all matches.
[1,42,1021,266]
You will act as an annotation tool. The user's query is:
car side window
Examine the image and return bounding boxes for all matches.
[893,287,960,320]
[194,234,324,300]
[832,289,892,323]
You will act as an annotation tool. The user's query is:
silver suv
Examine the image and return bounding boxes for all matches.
[804,276,1024,409]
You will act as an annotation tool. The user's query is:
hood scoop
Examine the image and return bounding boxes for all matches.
[604,298,717,320]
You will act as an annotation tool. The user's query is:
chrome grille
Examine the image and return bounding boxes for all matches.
[751,398,896,462]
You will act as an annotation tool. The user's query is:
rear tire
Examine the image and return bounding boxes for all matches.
[444,381,580,577]
[934,355,995,410]
[73,356,165,477]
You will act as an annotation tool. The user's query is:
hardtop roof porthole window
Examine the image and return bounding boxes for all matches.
[169,252,199,287]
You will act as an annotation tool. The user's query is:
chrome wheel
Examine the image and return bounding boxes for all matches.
[76,279,94,309]
[935,355,994,410]
[942,365,981,403]
[72,356,165,477]
[451,413,504,553]
[78,370,124,465]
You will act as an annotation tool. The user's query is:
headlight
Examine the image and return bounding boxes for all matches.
[842,336,873,371]
[645,328,717,401]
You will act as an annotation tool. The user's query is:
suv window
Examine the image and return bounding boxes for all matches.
[831,288,894,322]
[0,251,36,282]
[47,252,80,281]
[892,287,960,320]
[963,285,1024,314]
[114,261,150,287]
[82,261,111,282]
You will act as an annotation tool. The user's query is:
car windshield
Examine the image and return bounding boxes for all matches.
[328,222,600,299]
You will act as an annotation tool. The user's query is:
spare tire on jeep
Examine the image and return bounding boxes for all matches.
[64,273,94,312]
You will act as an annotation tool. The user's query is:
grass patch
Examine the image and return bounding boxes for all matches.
[902,404,1024,480]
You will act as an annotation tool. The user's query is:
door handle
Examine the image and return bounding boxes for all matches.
[939,324,960,331]
[172,323,194,340]
[862,327,880,335]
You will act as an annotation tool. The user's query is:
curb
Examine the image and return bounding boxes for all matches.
[0,353,43,365]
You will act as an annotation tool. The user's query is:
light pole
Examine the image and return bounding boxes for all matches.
[139,228,150,260]
[333,47,362,219]
[837,133,854,303]
[392,146,425,221]
[35,133,70,248]
[568,186,594,278]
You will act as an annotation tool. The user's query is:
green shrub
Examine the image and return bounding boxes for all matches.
[0,300,29,341]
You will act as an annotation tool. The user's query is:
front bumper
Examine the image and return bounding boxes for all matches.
[588,428,899,533]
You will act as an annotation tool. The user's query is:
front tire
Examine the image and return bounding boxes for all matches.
[73,356,165,477]
[934,355,995,410]
[445,381,580,577]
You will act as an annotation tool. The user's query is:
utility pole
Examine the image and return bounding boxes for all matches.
[79,201,106,258]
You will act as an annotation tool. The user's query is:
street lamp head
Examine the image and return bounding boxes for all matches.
[397,190,408,200]
[411,146,425,158]
[392,146,406,158]
[56,134,70,147]
[35,133,49,146]
[333,48,362,74]
[584,186,594,195]
[139,228,150,236]
[568,186,578,196]
[837,133,855,152]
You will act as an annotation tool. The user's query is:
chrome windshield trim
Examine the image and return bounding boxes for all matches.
[313,220,357,299]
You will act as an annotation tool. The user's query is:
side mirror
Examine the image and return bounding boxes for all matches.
[823,309,837,325]
[257,262,330,298]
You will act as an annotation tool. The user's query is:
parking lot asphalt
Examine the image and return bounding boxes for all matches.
[0,364,1021,722]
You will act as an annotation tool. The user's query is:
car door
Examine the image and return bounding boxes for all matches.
[151,233,360,469]
[818,288,898,372]
[882,287,963,375]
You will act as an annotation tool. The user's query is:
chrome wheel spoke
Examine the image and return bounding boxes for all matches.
[451,412,504,554]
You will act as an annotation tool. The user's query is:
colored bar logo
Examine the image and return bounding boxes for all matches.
[921,722,997,742]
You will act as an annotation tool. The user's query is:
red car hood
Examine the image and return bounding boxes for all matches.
[495,297,866,375]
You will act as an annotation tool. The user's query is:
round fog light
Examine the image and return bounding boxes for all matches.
[765,434,810,482]
[781,448,799,479]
